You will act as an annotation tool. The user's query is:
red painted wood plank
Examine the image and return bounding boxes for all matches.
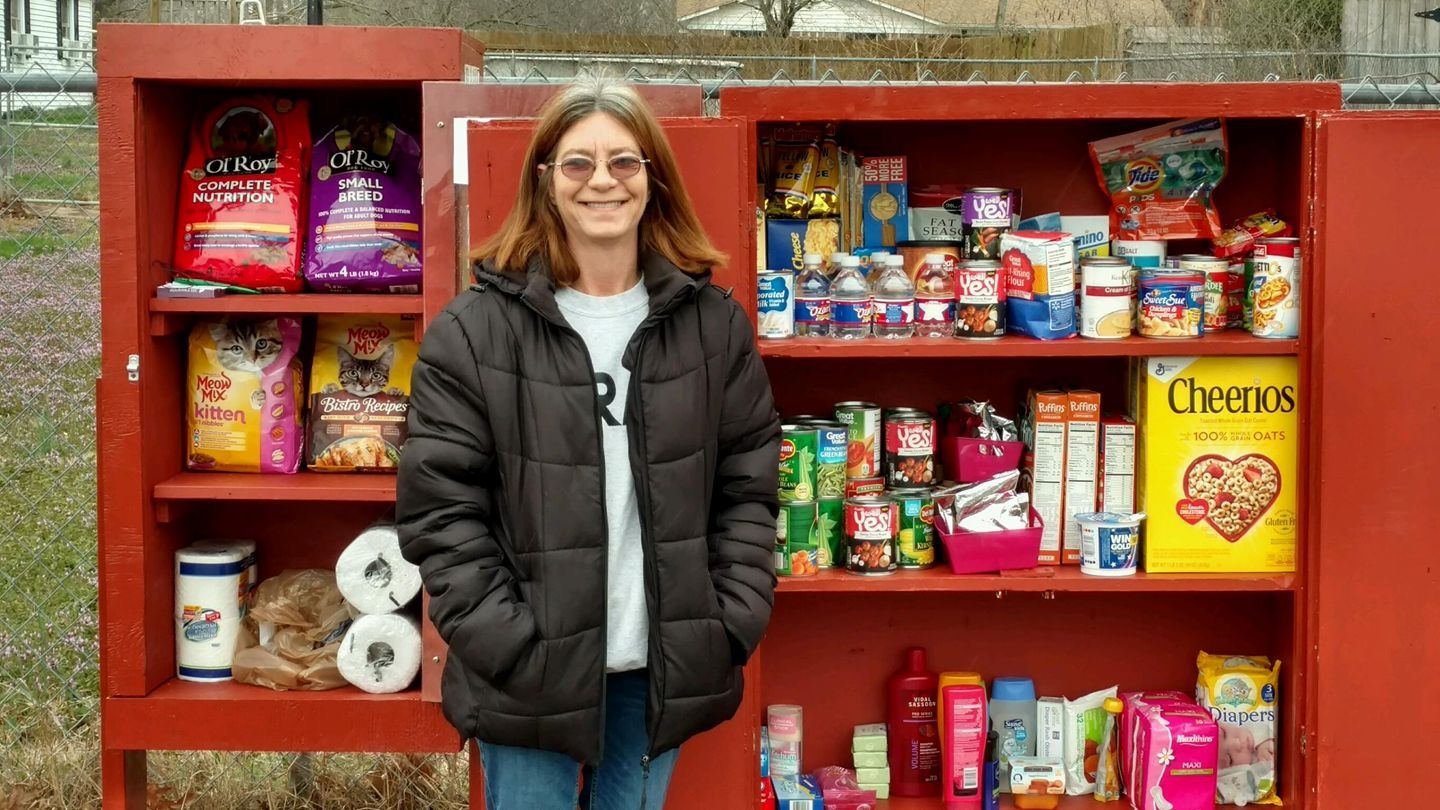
[149,294,423,314]
[154,472,397,502]
[775,566,1296,594]
[759,333,1298,359]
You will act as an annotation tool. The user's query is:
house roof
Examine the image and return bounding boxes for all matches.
[677,0,1176,29]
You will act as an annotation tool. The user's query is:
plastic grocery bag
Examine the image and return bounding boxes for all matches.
[233,569,354,691]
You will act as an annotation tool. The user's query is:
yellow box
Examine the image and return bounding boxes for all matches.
[1133,357,1298,573]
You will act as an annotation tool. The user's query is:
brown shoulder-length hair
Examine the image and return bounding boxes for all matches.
[473,78,727,286]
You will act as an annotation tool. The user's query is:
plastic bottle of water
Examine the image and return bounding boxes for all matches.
[831,255,872,340]
[864,251,891,283]
[914,252,956,338]
[873,255,916,339]
[794,252,831,338]
[828,252,848,278]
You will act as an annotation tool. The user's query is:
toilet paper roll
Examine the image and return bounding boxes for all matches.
[175,545,248,682]
[335,524,422,615]
[336,612,422,694]
[192,539,258,615]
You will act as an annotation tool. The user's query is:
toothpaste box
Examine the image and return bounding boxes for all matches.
[1062,215,1111,258]
[1023,390,1069,565]
[1038,697,1065,760]
[1100,416,1137,514]
[1064,391,1102,565]
[773,774,825,810]
[861,156,908,248]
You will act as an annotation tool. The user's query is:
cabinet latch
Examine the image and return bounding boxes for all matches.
[126,354,140,382]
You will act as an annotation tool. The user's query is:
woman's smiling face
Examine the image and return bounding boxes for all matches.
[546,112,649,249]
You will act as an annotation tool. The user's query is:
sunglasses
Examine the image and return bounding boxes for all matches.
[544,155,651,181]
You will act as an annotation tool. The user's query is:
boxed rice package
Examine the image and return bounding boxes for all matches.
[1132,357,1298,572]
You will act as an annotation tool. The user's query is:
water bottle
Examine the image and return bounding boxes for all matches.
[794,252,832,338]
[830,255,871,340]
[873,255,916,339]
[864,250,891,283]
[828,251,848,278]
[914,252,956,338]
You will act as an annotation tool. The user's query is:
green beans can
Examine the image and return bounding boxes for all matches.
[778,424,819,502]
[892,487,937,569]
[795,418,849,499]
[815,497,845,567]
[775,500,819,576]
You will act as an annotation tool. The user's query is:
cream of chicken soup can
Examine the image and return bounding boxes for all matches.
[1079,257,1136,339]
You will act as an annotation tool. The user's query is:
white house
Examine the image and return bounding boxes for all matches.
[4,0,94,109]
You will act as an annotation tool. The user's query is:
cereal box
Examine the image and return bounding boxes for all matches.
[862,156,908,248]
[1063,391,1101,564]
[1023,390,1069,565]
[1133,357,1298,572]
[1099,417,1136,514]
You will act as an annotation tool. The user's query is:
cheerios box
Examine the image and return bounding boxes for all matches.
[1132,357,1298,572]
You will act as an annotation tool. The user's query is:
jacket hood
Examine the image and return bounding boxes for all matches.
[474,250,713,327]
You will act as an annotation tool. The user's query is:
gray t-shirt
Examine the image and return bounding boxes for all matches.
[554,280,651,673]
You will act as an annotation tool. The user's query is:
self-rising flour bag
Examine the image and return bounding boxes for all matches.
[174,96,311,292]
[304,116,423,292]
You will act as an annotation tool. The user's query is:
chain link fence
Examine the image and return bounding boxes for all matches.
[1,36,1437,807]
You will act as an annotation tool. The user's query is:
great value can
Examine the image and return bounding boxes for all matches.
[955,259,1005,339]
[775,500,819,576]
[756,270,794,339]
[884,409,936,486]
[1137,269,1204,338]
[891,487,936,569]
[794,419,849,499]
[845,496,897,575]
[1112,239,1165,269]
[1251,237,1301,339]
[777,424,818,502]
[1179,255,1230,333]
[1078,256,1135,339]
[961,187,1016,260]
[1226,259,1247,329]
[835,401,882,478]
[816,497,844,567]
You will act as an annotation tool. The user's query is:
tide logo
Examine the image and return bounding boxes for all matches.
[1124,158,1162,193]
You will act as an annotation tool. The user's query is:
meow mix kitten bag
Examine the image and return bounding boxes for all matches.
[174,96,311,292]
[307,316,417,472]
[187,317,304,473]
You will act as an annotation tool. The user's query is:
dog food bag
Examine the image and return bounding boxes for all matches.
[1132,356,1298,573]
[1196,653,1282,806]
[174,96,311,292]
[186,317,304,473]
[1090,118,1227,242]
[307,316,417,472]
[304,116,423,293]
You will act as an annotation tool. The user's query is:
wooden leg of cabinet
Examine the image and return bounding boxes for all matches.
[101,748,145,809]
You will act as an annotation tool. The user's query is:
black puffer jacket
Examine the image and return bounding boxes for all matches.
[396,251,780,764]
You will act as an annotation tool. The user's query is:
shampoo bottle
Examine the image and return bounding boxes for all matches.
[887,646,941,797]
[941,681,988,808]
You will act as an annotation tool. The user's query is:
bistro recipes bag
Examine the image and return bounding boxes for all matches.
[307,316,416,472]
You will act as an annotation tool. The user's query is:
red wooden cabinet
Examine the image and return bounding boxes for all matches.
[95,24,484,808]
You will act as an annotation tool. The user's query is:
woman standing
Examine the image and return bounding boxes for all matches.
[397,79,780,810]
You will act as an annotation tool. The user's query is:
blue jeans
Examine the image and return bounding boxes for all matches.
[479,669,680,810]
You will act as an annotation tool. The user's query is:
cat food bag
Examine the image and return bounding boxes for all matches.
[304,116,423,293]
[174,96,311,292]
[307,316,417,472]
[1089,118,1227,242]
[186,317,304,473]
[1196,653,1282,806]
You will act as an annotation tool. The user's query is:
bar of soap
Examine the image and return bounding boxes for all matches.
[852,750,887,769]
[858,782,890,800]
[854,766,890,784]
[852,722,887,752]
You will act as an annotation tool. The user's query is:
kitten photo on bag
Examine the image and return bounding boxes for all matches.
[307,316,417,472]
[186,317,305,474]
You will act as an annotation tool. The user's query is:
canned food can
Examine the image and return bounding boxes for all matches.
[961,187,1017,260]
[897,240,961,285]
[775,500,819,576]
[816,497,845,567]
[1251,237,1301,339]
[1078,257,1135,339]
[756,270,794,339]
[891,487,936,569]
[1242,257,1258,331]
[1162,256,1181,269]
[884,410,936,486]
[1179,255,1229,333]
[834,401,881,478]
[1137,269,1204,338]
[777,425,818,502]
[1111,239,1165,269]
[845,496,897,575]
[1226,260,1247,329]
[845,477,886,498]
[794,419,848,499]
[955,259,1005,339]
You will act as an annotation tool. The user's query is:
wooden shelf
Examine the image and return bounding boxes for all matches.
[154,472,397,503]
[878,796,1159,809]
[149,294,423,336]
[102,679,458,753]
[759,333,1299,359]
[775,566,1296,594]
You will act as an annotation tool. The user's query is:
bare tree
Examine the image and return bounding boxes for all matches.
[738,0,824,37]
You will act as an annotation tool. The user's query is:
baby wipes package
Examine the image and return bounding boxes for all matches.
[1196,653,1282,806]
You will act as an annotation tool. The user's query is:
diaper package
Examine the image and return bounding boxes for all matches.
[1196,653,1282,806]
[1122,694,1218,810]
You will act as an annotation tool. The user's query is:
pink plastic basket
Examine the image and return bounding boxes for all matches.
[937,508,1044,574]
[942,436,1025,484]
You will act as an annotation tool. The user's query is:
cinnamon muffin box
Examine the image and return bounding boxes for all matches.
[1130,357,1299,573]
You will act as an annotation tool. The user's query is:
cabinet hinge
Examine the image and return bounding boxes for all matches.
[1299,725,1308,757]
[126,354,140,383]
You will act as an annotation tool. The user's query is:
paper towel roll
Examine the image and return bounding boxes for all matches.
[192,539,257,615]
[335,525,422,615]
[336,613,422,694]
[175,545,247,682]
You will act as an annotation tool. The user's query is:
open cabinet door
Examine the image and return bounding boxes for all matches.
[462,117,759,810]
[1312,112,1440,806]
